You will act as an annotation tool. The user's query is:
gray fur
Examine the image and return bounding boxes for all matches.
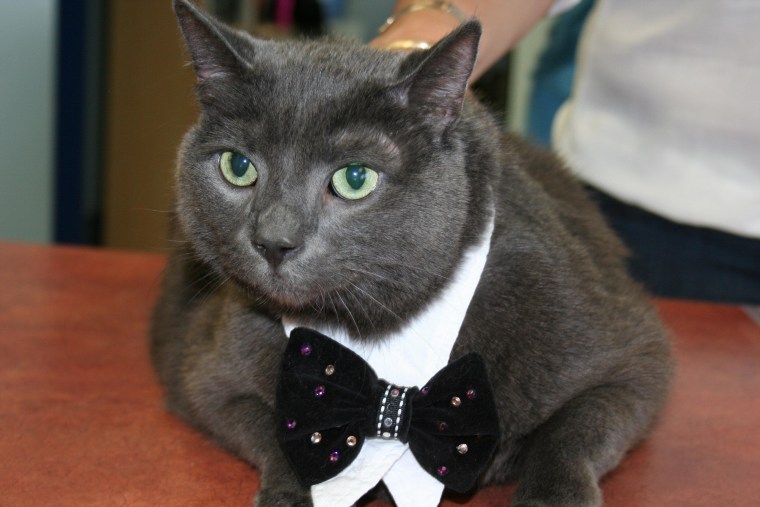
[151,1,672,505]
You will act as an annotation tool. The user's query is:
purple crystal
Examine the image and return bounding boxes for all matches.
[438,421,447,432]
[466,388,477,400]
[329,450,340,463]
[437,465,448,477]
[314,385,326,397]
[285,418,297,430]
[300,343,312,356]
[420,386,430,395]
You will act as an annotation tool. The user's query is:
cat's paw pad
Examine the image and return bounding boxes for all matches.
[254,489,313,507]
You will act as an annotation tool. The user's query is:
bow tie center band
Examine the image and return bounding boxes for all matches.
[276,327,500,493]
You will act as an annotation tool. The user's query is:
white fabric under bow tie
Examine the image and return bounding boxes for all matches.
[282,215,493,507]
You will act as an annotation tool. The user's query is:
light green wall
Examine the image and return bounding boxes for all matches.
[0,1,57,243]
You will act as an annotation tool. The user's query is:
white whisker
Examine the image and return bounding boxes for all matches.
[348,281,404,323]
[335,290,361,339]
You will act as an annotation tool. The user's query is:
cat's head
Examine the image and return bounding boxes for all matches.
[173,0,496,337]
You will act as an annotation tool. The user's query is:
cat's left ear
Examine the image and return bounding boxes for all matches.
[174,0,250,89]
[393,21,481,128]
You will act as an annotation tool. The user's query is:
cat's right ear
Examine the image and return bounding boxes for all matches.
[174,0,249,92]
[388,21,481,132]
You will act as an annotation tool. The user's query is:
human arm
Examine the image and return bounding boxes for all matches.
[370,0,557,81]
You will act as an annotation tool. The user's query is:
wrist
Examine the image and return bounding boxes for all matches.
[370,1,473,51]
[378,1,469,35]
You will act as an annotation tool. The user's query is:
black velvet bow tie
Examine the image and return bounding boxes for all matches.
[276,327,500,493]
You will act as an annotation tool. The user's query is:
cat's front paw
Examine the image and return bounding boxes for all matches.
[511,493,600,507]
[254,489,313,507]
[513,469,602,507]
[511,486,601,507]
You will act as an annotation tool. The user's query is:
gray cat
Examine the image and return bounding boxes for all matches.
[151,1,672,506]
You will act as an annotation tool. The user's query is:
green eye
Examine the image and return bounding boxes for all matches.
[331,163,379,200]
[220,151,258,186]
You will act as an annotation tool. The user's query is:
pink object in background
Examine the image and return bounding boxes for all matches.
[275,0,295,29]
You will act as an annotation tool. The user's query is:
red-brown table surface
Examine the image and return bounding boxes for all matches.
[1,243,758,506]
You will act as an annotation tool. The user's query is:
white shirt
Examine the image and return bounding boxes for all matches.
[550,0,760,238]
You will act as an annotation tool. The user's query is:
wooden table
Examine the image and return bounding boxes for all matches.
[1,243,758,506]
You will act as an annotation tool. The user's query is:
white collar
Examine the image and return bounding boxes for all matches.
[282,213,494,507]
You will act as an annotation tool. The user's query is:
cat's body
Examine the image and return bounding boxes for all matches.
[151,1,672,505]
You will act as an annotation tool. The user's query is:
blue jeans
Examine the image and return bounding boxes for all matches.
[588,188,760,305]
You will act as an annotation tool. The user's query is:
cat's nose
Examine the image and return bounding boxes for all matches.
[253,203,304,269]
[253,236,301,269]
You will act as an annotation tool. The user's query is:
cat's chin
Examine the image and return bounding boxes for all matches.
[263,289,314,311]
[233,273,324,312]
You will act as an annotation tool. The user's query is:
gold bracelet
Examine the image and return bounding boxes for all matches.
[378,1,468,34]
[380,40,433,51]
